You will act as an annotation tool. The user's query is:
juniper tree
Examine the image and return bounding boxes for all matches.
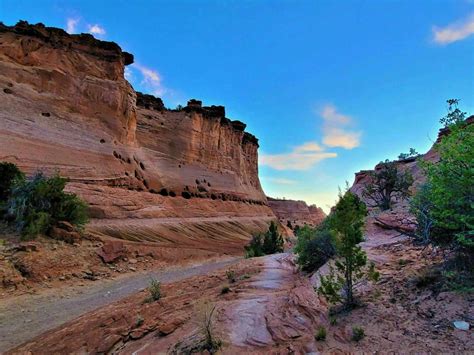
[362,160,413,211]
[318,189,379,308]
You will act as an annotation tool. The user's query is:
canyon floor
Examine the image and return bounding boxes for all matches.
[3,221,472,354]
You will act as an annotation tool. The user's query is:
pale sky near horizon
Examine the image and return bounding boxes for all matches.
[2,0,473,212]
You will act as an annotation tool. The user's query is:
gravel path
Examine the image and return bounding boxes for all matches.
[0,257,240,352]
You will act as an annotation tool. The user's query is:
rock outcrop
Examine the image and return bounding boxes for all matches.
[0,21,274,252]
[267,197,326,227]
[349,116,474,231]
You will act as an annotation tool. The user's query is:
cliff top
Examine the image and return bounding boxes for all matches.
[0,21,133,65]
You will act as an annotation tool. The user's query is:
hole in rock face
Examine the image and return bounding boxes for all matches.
[7,83,13,87]
[41,112,51,117]
[211,194,217,200]
[100,139,106,144]
[3,88,13,94]
[181,191,192,199]
[169,191,176,197]
[143,179,149,189]
[178,164,181,168]
[113,151,119,158]
[139,162,145,170]
[149,189,157,193]
[208,182,211,187]
[127,158,131,164]
[125,172,129,176]
[195,179,200,184]
[159,188,169,196]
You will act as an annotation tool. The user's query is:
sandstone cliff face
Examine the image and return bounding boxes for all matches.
[0,21,273,250]
[267,197,326,227]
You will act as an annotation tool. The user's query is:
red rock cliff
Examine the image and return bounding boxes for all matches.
[267,197,326,227]
[0,21,274,250]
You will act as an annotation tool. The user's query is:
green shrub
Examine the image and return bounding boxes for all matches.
[351,326,365,341]
[7,172,88,238]
[0,162,25,210]
[244,234,264,258]
[244,221,283,258]
[416,101,473,254]
[294,222,335,272]
[147,278,161,301]
[225,270,236,283]
[220,285,230,294]
[315,326,326,341]
[135,315,144,327]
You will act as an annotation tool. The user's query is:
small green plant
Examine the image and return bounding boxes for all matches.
[147,278,162,301]
[351,326,365,342]
[398,148,419,160]
[329,316,337,326]
[135,315,144,327]
[240,274,251,280]
[221,285,230,294]
[225,269,236,283]
[315,326,327,341]
[197,302,222,352]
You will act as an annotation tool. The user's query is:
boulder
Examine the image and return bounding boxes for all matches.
[49,223,81,244]
[97,241,126,263]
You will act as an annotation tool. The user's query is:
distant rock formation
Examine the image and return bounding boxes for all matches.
[267,197,326,228]
[0,21,275,249]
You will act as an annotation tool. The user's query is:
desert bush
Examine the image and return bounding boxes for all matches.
[0,162,25,203]
[318,189,379,308]
[351,326,365,341]
[225,269,236,283]
[197,302,222,352]
[315,326,327,341]
[362,160,413,210]
[244,221,283,258]
[294,222,335,272]
[135,315,144,327]
[7,172,88,238]
[220,285,230,294]
[147,278,162,301]
[409,183,435,245]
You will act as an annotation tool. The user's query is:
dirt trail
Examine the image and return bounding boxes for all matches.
[0,257,240,352]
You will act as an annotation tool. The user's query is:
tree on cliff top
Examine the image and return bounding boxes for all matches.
[362,160,414,211]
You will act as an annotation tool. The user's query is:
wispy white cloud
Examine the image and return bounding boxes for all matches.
[131,63,165,96]
[66,18,79,34]
[432,14,474,45]
[87,24,106,36]
[264,177,297,185]
[319,104,361,149]
[260,141,337,171]
[124,67,133,81]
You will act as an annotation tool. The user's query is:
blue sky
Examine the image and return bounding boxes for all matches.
[2,0,473,211]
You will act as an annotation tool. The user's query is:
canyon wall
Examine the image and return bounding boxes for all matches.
[267,197,326,227]
[0,21,274,252]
